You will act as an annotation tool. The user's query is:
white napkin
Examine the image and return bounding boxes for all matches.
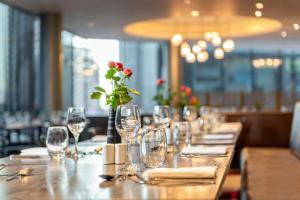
[211,123,241,134]
[202,140,234,145]
[143,166,217,179]
[203,134,234,140]
[21,147,49,156]
[91,135,107,142]
[181,146,228,155]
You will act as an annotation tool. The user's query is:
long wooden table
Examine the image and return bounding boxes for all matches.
[0,123,241,200]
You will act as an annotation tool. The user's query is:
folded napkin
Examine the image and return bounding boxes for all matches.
[203,134,234,140]
[91,135,107,142]
[181,146,228,155]
[143,166,217,179]
[211,123,241,134]
[21,147,49,156]
[201,140,234,145]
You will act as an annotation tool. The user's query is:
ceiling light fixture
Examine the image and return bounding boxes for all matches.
[197,51,209,62]
[186,52,196,63]
[293,23,299,30]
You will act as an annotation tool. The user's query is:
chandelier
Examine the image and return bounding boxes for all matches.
[171,32,235,63]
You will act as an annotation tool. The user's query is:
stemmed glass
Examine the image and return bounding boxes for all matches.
[183,106,198,122]
[115,104,141,170]
[67,107,86,158]
[153,105,171,128]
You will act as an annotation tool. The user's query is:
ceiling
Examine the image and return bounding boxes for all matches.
[3,0,300,49]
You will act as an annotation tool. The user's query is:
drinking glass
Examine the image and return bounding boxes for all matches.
[173,121,191,149]
[153,105,171,128]
[46,126,69,159]
[115,104,141,170]
[66,107,86,158]
[183,106,198,122]
[140,127,167,168]
[115,104,141,142]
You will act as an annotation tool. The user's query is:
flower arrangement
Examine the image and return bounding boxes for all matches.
[90,61,140,110]
[172,85,199,108]
[153,78,201,108]
[153,78,173,105]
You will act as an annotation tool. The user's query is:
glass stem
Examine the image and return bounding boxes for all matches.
[75,136,79,155]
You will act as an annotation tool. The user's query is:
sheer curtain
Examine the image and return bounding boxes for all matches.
[4,6,41,114]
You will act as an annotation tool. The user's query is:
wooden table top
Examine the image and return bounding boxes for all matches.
[0,123,241,200]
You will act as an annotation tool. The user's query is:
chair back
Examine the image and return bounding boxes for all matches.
[290,102,300,158]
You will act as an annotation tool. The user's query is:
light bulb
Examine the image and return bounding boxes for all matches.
[222,39,235,52]
[180,42,191,57]
[214,48,224,59]
[204,32,213,42]
[186,53,196,63]
[266,58,273,66]
[198,40,207,49]
[192,45,201,54]
[256,2,264,9]
[255,10,262,17]
[171,34,183,46]
[293,23,299,30]
[281,31,287,38]
[212,36,222,46]
[252,59,260,68]
[273,59,282,66]
[197,51,209,62]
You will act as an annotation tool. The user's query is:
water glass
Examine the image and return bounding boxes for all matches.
[140,128,167,168]
[153,105,171,127]
[183,106,198,122]
[173,122,192,149]
[46,126,69,159]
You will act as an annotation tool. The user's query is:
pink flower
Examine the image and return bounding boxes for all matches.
[108,61,115,68]
[116,62,124,71]
[156,78,165,86]
[123,68,133,77]
[180,85,187,92]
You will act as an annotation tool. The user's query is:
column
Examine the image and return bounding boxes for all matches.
[168,44,182,92]
[41,13,63,115]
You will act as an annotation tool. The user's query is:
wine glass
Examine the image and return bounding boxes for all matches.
[46,126,69,159]
[153,105,171,128]
[173,121,192,150]
[115,104,141,142]
[67,107,86,158]
[183,106,198,122]
[140,127,167,168]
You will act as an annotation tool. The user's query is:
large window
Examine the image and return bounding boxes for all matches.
[62,33,167,115]
[183,51,300,110]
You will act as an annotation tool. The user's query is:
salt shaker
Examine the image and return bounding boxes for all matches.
[102,144,115,164]
[115,143,127,164]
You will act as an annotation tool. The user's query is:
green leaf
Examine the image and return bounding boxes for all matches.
[94,86,105,93]
[112,76,121,81]
[90,92,102,99]
[105,68,116,79]
[128,88,140,96]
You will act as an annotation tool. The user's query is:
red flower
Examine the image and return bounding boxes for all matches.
[123,68,133,77]
[116,62,124,71]
[108,61,115,68]
[185,87,192,96]
[156,78,165,86]
[180,85,187,92]
[189,96,199,105]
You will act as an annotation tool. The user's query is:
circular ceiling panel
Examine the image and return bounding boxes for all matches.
[124,16,282,39]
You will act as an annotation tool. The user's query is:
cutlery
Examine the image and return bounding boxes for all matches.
[6,167,33,181]
[0,166,5,171]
